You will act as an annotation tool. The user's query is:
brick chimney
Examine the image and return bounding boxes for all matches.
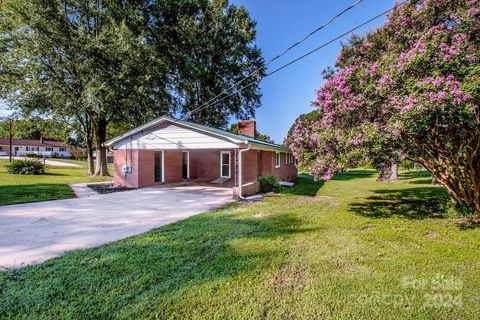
[238,120,256,138]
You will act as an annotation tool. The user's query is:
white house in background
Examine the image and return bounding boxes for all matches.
[0,138,72,158]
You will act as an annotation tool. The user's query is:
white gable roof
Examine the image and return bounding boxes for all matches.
[112,122,240,150]
[105,116,291,152]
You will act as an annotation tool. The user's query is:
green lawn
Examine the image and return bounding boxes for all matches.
[1,169,479,319]
[0,159,111,205]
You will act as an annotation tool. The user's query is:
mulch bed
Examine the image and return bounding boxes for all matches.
[87,183,134,194]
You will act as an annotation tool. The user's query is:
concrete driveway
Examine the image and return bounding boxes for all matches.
[0,186,233,270]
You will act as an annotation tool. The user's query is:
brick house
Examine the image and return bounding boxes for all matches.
[104,117,297,197]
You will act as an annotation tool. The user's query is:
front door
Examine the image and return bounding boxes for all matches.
[182,151,189,179]
[154,151,163,182]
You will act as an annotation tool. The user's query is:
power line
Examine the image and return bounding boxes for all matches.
[184,0,365,118]
[189,1,406,117]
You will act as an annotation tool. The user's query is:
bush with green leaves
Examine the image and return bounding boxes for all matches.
[258,175,282,193]
[7,160,45,175]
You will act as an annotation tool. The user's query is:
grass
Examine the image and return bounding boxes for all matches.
[1,169,479,319]
[0,159,111,205]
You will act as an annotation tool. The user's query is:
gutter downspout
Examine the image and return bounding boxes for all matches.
[238,142,251,200]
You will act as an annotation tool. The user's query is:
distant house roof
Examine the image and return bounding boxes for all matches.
[105,116,291,151]
[0,138,68,148]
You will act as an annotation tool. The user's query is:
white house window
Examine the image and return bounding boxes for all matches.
[46,147,53,151]
[286,153,292,164]
[220,151,231,178]
[275,152,280,168]
[59,147,66,152]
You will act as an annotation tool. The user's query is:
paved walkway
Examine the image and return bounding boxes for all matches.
[0,186,233,270]
[69,182,105,198]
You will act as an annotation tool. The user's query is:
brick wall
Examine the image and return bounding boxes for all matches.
[272,152,298,182]
[241,149,259,184]
[239,149,297,196]
[114,149,156,188]
[114,147,297,192]
[137,150,155,187]
[259,150,273,176]
[189,149,236,182]
[164,150,182,183]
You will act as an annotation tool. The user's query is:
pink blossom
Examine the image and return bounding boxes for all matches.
[452,33,468,44]
[350,133,363,146]
[378,74,388,85]
[321,169,333,181]
[433,76,443,86]
[467,7,479,16]
[453,97,463,106]
[437,91,447,100]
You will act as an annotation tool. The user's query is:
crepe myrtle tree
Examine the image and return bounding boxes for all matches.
[290,0,480,217]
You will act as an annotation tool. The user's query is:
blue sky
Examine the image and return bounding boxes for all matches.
[0,0,395,142]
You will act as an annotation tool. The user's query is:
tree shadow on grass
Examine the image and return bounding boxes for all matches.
[0,206,317,318]
[350,187,450,219]
[283,170,374,197]
[42,172,71,176]
[408,178,434,185]
[333,169,374,181]
[399,170,431,180]
[281,174,324,196]
[457,219,480,230]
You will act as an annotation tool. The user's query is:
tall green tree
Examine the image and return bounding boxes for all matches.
[147,0,265,128]
[0,116,73,141]
[0,0,171,175]
[0,0,264,175]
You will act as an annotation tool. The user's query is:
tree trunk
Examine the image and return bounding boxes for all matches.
[389,161,398,181]
[84,123,95,175]
[94,118,109,176]
[86,141,94,175]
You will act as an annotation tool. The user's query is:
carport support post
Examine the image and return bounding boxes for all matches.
[233,149,239,199]
[238,143,251,199]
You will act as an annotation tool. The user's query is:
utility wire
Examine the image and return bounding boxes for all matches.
[184,0,365,118]
[189,1,406,117]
